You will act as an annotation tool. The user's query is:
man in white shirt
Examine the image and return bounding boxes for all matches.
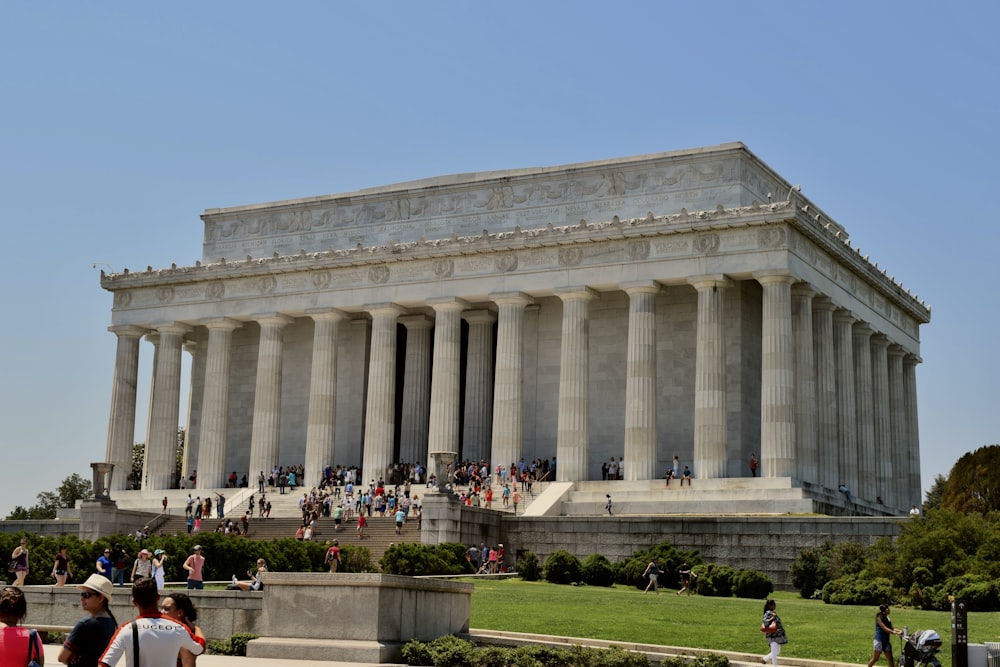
[99,578,204,667]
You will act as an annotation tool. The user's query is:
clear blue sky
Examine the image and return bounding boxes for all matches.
[1,2,996,516]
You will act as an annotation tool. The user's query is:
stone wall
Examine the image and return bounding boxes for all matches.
[429,500,905,590]
[511,514,903,589]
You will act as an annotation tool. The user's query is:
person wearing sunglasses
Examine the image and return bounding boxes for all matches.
[58,574,117,666]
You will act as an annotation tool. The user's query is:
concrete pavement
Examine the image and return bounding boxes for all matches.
[41,642,407,666]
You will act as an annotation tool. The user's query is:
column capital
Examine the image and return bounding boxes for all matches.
[888,344,907,359]
[753,270,796,285]
[428,297,470,312]
[904,353,923,366]
[399,314,434,330]
[305,308,348,324]
[202,317,243,332]
[554,286,598,301]
[870,333,891,349]
[489,291,534,308]
[688,274,731,290]
[364,302,406,317]
[812,296,837,313]
[151,322,192,336]
[852,323,875,338]
[463,309,497,325]
[621,280,661,296]
[252,313,293,328]
[832,309,856,325]
[108,325,147,337]
[791,283,817,299]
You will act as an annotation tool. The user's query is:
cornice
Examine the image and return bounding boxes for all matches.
[101,199,929,324]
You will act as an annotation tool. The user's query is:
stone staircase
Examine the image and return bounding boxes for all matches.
[154,488,421,563]
[554,478,818,516]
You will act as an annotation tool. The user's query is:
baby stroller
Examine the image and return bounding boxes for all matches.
[899,630,942,667]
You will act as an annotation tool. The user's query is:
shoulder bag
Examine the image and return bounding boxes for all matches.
[27,629,42,667]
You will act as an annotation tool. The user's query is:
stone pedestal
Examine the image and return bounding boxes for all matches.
[248,573,473,663]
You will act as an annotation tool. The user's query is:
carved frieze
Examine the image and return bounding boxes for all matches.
[257,276,277,294]
[432,259,454,278]
[206,282,225,299]
[757,228,786,249]
[558,247,583,267]
[626,240,650,260]
[157,287,174,303]
[693,233,720,254]
[495,253,518,273]
[368,266,390,284]
[311,272,331,289]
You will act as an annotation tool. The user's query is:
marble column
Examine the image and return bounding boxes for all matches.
[399,315,433,465]
[304,309,347,488]
[888,345,907,512]
[812,297,838,491]
[903,355,922,506]
[361,304,403,484]
[462,309,496,464]
[556,287,597,482]
[757,272,796,478]
[105,325,145,491]
[791,285,817,484]
[144,323,190,490]
[141,334,160,488]
[248,314,292,481]
[427,298,468,478]
[852,324,875,502]
[623,281,659,481]
[833,310,857,495]
[870,335,892,505]
[490,292,533,474]
[691,275,729,480]
[181,341,201,488]
[196,319,241,490]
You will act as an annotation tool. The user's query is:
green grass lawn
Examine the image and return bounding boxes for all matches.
[469,580,1000,666]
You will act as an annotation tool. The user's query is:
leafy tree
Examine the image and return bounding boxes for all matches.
[923,474,947,511]
[942,445,1000,514]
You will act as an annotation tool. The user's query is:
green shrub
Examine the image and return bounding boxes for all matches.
[588,645,652,666]
[661,656,729,667]
[616,541,698,590]
[821,575,897,606]
[514,644,572,666]
[732,569,773,599]
[544,550,583,585]
[402,639,434,665]
[207,632,259,656]
[581,553,615,588]
[695,564,734,597]
[427,635,477,667]
[790,541,833,598]
[691,654,730,667]
[381,543,471,576]
[517,551,541,581]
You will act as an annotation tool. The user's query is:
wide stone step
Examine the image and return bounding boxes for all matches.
[564,498,817,515]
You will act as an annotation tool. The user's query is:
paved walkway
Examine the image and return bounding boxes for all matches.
[41,643,407,666]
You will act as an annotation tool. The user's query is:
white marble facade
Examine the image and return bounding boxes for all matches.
[101,143,930,514]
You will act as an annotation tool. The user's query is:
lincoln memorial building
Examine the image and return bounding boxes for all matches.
[100,143,930,515]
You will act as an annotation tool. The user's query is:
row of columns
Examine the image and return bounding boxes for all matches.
[104,274,920,509]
